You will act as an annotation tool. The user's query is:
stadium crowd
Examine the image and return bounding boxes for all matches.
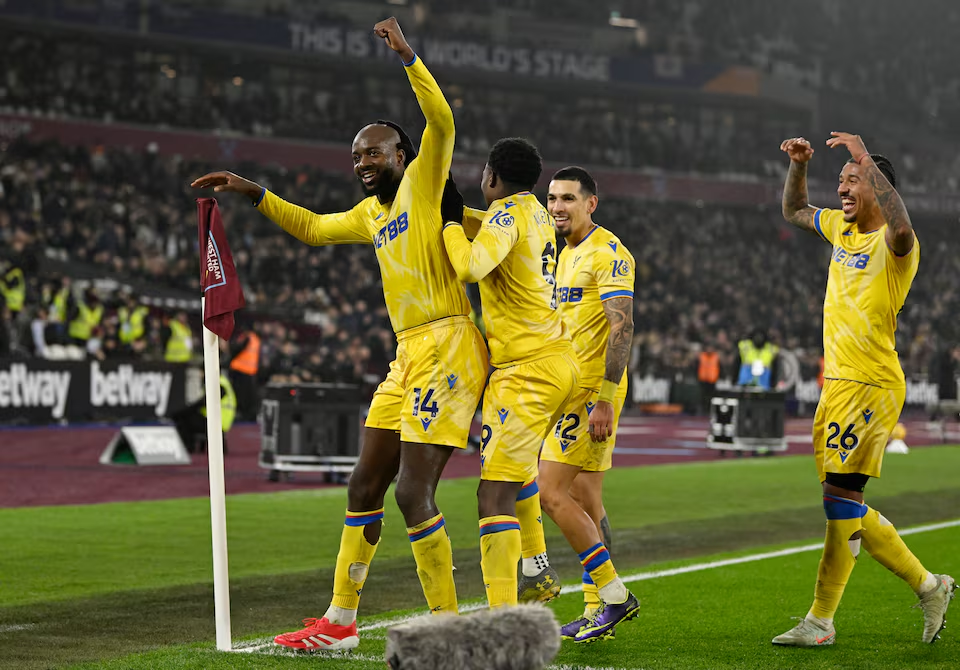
[2,137,957,391]
[3,25,959,192]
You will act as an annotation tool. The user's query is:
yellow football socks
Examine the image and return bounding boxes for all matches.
[810,495,865,620]
[407,513,458,614]
[516,480,547,559]
[479,515,522,608]
[582,572,601,616]
[861,505,933,594]
[330,508,383,611]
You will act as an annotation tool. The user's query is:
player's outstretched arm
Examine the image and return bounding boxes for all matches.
[375,17,454,202]
[441,211,517,283]
[191,171,371,246]
[780,137,819,234]
[826,132,915,255]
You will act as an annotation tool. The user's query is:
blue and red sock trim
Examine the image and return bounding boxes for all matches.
[578,542,612,573]
[479,519,521,537]
[407,516,446,543]
[823,495,867,520]
[344,508,385,527]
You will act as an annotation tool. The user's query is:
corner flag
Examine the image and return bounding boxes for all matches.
[196,197,244,651]
[197,198,245,340]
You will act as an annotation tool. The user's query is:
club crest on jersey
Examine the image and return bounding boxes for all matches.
[610,259,630,278]
[498,408,509,424]
[489,210,515,228]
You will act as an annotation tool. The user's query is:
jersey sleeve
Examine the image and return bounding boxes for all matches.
[402,56,455,207]
[887,230,920,275]
[462,206,486,240]
[256,190,372,245]
[812,208,842,244]
[594,242,636,302]
[442,206,520,283]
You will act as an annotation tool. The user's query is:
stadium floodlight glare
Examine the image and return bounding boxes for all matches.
[609,12,639,28]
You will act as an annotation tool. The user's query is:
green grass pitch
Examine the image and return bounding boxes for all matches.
[2,447,958,669]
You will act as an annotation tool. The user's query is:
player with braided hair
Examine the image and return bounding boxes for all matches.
[193,17,488,651]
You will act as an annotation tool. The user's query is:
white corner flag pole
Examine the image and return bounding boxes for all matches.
[201,297,232,651]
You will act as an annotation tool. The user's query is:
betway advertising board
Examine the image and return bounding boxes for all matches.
[0,359,186,424]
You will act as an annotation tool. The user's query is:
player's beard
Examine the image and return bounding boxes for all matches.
[363,169,404,203]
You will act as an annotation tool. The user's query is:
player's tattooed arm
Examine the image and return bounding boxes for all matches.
[826,132,914,255]
[861,157,914,255]
[779,138,819,234]
[602,297,634,383]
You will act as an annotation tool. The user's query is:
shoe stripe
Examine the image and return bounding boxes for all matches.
[302,638,314,648]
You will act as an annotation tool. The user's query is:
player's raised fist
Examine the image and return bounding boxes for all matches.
[374,17,415,63]
[190,171,262,201]
[780,137,814,163]
[826,131,869,163]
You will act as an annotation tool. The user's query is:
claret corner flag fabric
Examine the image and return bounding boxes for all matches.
[197,198,245,340]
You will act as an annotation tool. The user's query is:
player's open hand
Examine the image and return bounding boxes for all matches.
[589,400,614,443]
[826,132,869,163]
[780,137,814,163]
[374,17,415,63]
[190,171,262,201]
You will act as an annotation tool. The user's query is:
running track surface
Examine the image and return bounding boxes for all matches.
[0,415,953,508]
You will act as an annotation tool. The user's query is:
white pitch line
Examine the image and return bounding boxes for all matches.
[0,623,37,633]
[359,518,960,632]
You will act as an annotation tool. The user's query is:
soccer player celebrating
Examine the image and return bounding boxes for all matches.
[440,138,580,611]
[533,166,640,643]
[192,18,488,651]
[772,133,955,647]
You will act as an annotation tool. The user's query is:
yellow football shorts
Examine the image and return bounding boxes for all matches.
[541,375,628,472]
[813,378,905,480]
[479,351,579,483]
[366,315,488,448]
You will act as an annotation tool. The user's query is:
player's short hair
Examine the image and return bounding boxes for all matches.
[551,166,598,197]
[375,119,418,167]
[487,138,542,191]
[848,153,897,189]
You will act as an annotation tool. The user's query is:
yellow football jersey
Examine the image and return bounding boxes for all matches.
[814,208,919,389]
[555,225,635,386]
[255,56,470,334]
[443,192,571,367]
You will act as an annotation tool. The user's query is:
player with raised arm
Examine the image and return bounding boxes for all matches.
[772,133,955,647]
[440,138,581,612]
[532,166,639,643]
[192,18,488,651]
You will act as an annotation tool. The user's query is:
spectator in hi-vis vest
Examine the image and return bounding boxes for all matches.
[734,328,780,391]
[169,370,236,454]
[163,311,194,363]
[68,288,103,347]
[118,292,150,356]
